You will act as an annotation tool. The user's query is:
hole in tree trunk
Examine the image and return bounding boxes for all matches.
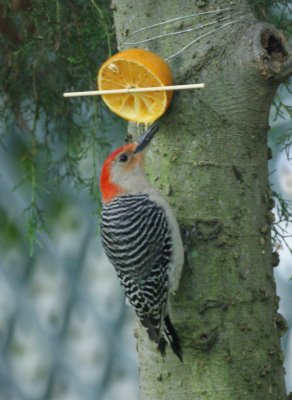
[261,30,289,62]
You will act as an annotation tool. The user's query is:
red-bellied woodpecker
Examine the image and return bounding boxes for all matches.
[100,123,184,360]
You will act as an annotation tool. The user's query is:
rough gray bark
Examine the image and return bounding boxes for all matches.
[112,1,292,399]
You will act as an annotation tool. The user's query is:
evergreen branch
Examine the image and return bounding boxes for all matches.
[272,190,292,253]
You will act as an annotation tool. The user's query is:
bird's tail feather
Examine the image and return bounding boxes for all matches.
[164,314,183,362]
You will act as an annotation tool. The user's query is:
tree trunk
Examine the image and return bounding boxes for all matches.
[111,1,292,399]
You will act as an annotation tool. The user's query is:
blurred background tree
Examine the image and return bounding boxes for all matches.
[0,1,139,400]
[0,1,292,399]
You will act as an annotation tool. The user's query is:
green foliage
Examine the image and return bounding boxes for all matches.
[269,79,292,254]
[272,190,292,253]
[273,84,292,156]
[1,0,113,110]
[253,1,292,36]
[262,2,292,252]
[0,0,123,252]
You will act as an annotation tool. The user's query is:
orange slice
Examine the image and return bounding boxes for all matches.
[97,48,173,123]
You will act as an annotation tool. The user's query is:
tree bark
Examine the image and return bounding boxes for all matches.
[112,1,292,399]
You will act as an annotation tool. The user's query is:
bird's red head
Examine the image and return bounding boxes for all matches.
[100,143,146,203]
[100,123,160,203]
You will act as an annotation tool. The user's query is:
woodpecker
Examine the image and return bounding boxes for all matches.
[100,123,184,360]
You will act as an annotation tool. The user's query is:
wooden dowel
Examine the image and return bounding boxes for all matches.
[63,83,205,97]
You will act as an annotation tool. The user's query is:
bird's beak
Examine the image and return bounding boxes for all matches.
[134,121,160,154]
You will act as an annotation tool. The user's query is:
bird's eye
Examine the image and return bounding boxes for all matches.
[119,153,128,163]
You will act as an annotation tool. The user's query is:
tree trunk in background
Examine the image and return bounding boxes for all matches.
[112,1,292,399]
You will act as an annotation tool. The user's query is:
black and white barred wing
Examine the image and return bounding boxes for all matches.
[101,194,173,314]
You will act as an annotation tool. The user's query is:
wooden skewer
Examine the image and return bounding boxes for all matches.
[63,83,205,97]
